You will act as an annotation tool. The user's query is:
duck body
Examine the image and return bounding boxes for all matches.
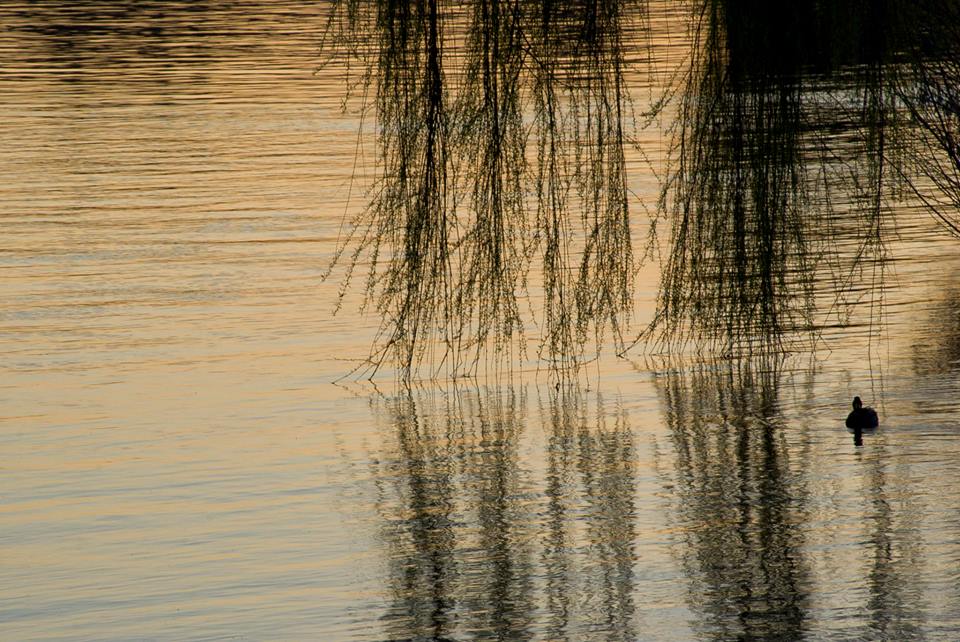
[846,396,879,430]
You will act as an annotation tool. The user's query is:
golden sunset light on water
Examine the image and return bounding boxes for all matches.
[5,1,960,640]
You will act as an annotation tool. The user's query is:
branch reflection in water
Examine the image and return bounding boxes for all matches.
[858,444,926,639]
[652,356,812,640]
[369,386,638,641]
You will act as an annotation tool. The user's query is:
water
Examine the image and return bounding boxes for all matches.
[3,1,960,640]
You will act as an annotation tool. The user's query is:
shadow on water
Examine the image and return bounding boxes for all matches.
[649,354,935,639]
[850,425,876,447]
[652,356,812,640]
[369,386,638,641]
[6,1,219,87]
[356,347,959,639]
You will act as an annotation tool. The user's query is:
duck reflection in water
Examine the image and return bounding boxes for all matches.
[846,396,879,446]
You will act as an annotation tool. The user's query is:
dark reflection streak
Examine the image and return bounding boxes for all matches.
[475,391,535,641]
[576,397,637,639]
[853,425,864,447]
[655,359,810,641]
[542,393,575,641]
[382,394,457,641]
[373,387,638,640]
[866,456,896,639]
[758,419,805,635]
[861,448,926,640]
[541,390,639,640]
[733,401,754,638]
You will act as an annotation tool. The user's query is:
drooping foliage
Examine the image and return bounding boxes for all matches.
[322,0,642,379]
[322,0,960,377]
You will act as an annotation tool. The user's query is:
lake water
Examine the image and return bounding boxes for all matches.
[4,1,960,640]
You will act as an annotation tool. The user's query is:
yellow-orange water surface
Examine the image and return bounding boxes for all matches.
[4,2,960,640]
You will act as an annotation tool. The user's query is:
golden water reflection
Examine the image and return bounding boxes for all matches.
[6,1,960,640]
[370,388,638,641]
[654,360,812,640]
[363,369,960,640]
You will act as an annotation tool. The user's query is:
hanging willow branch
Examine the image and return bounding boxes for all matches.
[644,1,818,356]
[898,0,960,237]
[321,0,949,375]
[323,0,456,376]
[322,0,644,379]
[451,0,527,370]
[640,0,918,357]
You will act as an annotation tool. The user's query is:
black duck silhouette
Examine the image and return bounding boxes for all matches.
[846,396,879,430]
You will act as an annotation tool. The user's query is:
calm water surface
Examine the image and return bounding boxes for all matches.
[3,1,960,640]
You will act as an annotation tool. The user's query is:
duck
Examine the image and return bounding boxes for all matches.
[845,396,879,430]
